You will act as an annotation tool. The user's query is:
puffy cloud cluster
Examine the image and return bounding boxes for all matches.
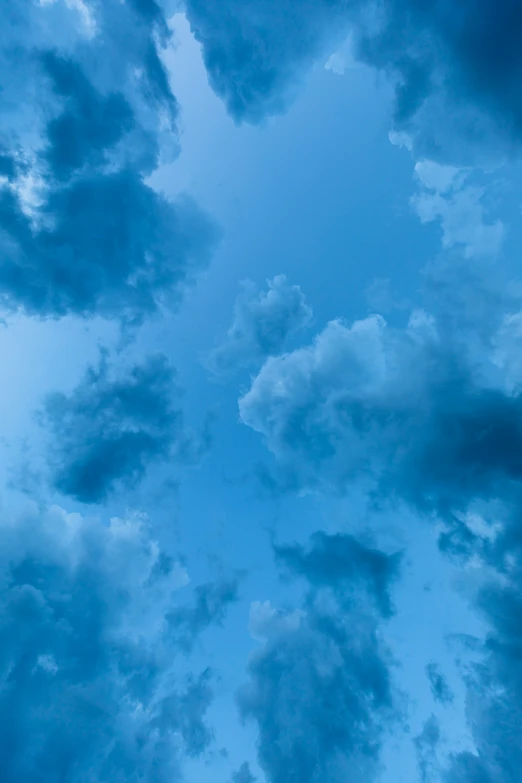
[239,269,522,781]
[239,305,522,520]
[42,351,200,503]
[0,0,216,322]
[208,275,312,375]
[185,0,522,162]
[239,531,400,783]
[0,504,234,782]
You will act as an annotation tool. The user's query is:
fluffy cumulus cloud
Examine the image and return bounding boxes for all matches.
[185,0,522,162]
[239,531,400,783]
[0,504,234,782]
[42,351,200,503]
[0,0,216,322]
[240,266,522,782]
[208,275,312,375]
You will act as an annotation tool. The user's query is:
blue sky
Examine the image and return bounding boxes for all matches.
[1,2,522,782]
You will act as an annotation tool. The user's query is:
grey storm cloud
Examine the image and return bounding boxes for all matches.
[239,531,400,783]
[0,504,236,782]
[0,0,217,322]
[185,0,522,162]
[41,351,201,504]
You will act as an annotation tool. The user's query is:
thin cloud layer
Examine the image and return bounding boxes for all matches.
[186,0,522,161]
[208,275,312,376]
[0,0,217,322]
[0,505,222,782]
[239,532,400,783]
[42,351,199,503]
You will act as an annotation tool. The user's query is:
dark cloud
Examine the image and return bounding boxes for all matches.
[41,351,199,503]
[42,52,134,180]
[184,0,349,124]
[0,504,224,782]
[207,275,312,376]
[239,531,400,783]
[185,0,522,161]
[0,0,216,322]
[274,531,401,618]
[0,168,215,321]
[426,662,454,705]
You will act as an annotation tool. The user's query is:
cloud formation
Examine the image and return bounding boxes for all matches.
[208,275,312,375]
[42,351,199,503]
[239,531,400,783]
[411,161,505,259]
[168,577,240,652]
[232,762,257,783]
[186,0,522,161]
[239,296,522,520]
[442,563,522,783]
[240,263,522,782]
[0,504,224,782]
[426,662,454,706]
[0,0,216,322]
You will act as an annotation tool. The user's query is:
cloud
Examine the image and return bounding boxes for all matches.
[185,0,522,162]
[41,351,200,503]
[232,762,257,783]
[274,531,401,618]
[207,275,312,376]
[168,578,240,652]
[0,167,216,321]
[239,262,522,782]
[444,752,492,783]
[238,532,400,783]
[0,504,229,782]
[184,0,349,124]
[411,162,505,258]
[441,568,522,783]
[0,1,217,322]
[426,662,454,706]
[414,715,441,783]
[239,295,522,520]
